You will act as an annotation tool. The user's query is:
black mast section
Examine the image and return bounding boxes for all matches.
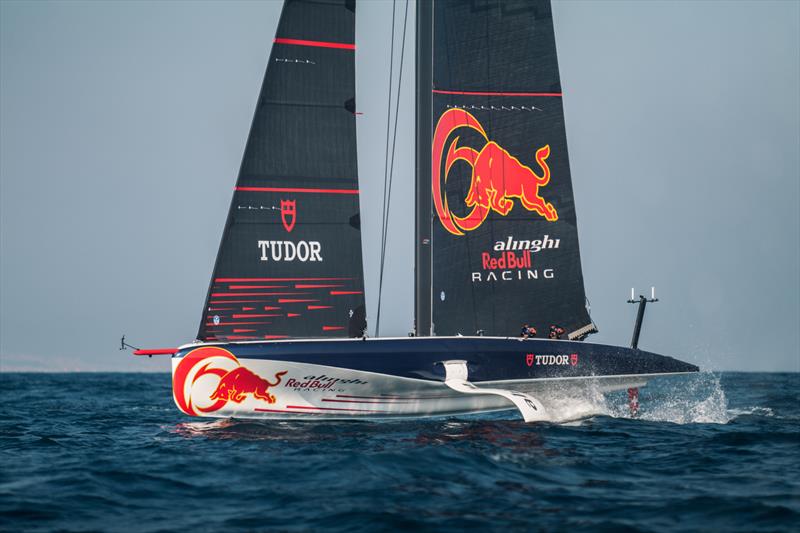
[414,0,433,336]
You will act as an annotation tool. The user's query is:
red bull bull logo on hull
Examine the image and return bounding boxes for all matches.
[432,108,559,236]
[172,346,286,416]
[210,367,287,404]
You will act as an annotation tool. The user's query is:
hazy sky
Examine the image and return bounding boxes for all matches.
[1,0,798,372]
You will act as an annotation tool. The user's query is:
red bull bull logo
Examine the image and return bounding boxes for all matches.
[172,346,286,416]
[210,367,287,404]
[432,108,558,236]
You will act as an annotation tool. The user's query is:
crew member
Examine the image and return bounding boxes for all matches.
[520,324,537,338]
[548,325,565,339]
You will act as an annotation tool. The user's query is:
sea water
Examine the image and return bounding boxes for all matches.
[0,372,797,532]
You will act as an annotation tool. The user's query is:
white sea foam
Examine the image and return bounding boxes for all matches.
[538,372,738,425]
[634,373,732,424]
[540,386,609,424]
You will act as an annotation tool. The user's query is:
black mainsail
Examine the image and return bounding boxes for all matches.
[425,0,596,339]
[197,0,366,342]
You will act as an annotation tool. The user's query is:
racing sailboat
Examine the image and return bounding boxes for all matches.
[135,0,698,421]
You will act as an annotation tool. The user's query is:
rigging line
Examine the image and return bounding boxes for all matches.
[375,0,398,337]
[376,0,409,337]
[382,0,410,283]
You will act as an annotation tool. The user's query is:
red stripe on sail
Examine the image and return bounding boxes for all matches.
[264,335,289,339]
[216,277,352,282]
[205,321,272,326]
[232,329,256,333]
[211,292,309,297]
[264,306,281,311]
[235,186,358,195]
[323,326,345,331]
[273,38,355,50]
[330,291,363,295]
[232,314,280,318]
[432,89,563,97]
[308,305,332,310]
[209,300,272,304]
[278,299,318,303]
[228,285,287,289]
[295,284,344,289]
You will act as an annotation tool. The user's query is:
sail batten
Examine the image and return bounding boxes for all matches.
[197,0,366,342]
[428,0,595,339]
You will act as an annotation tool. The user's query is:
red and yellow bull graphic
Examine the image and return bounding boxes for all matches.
[432,108,558,236]
[172,346,286,416]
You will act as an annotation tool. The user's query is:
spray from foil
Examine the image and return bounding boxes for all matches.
[631,372,731,424]
[537,372,733,425]
[539,386,610,424]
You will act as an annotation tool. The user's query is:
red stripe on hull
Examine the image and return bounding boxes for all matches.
[335,394,454,400]
[285,405,387,413]
[322,398,413,404]
[255,408,325,415]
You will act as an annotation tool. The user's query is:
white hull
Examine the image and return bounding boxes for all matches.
[173,356,681,421]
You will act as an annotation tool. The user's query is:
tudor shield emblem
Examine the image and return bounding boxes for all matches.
[280,199,296,233]
[526,353,534,367]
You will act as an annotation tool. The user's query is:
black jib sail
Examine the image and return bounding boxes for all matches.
[197,0,366,342]
[428,0,596,339]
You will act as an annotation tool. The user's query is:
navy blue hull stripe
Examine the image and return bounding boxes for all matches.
[175,337,698,383]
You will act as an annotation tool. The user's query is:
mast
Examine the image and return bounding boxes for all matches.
[414,0,433,336]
